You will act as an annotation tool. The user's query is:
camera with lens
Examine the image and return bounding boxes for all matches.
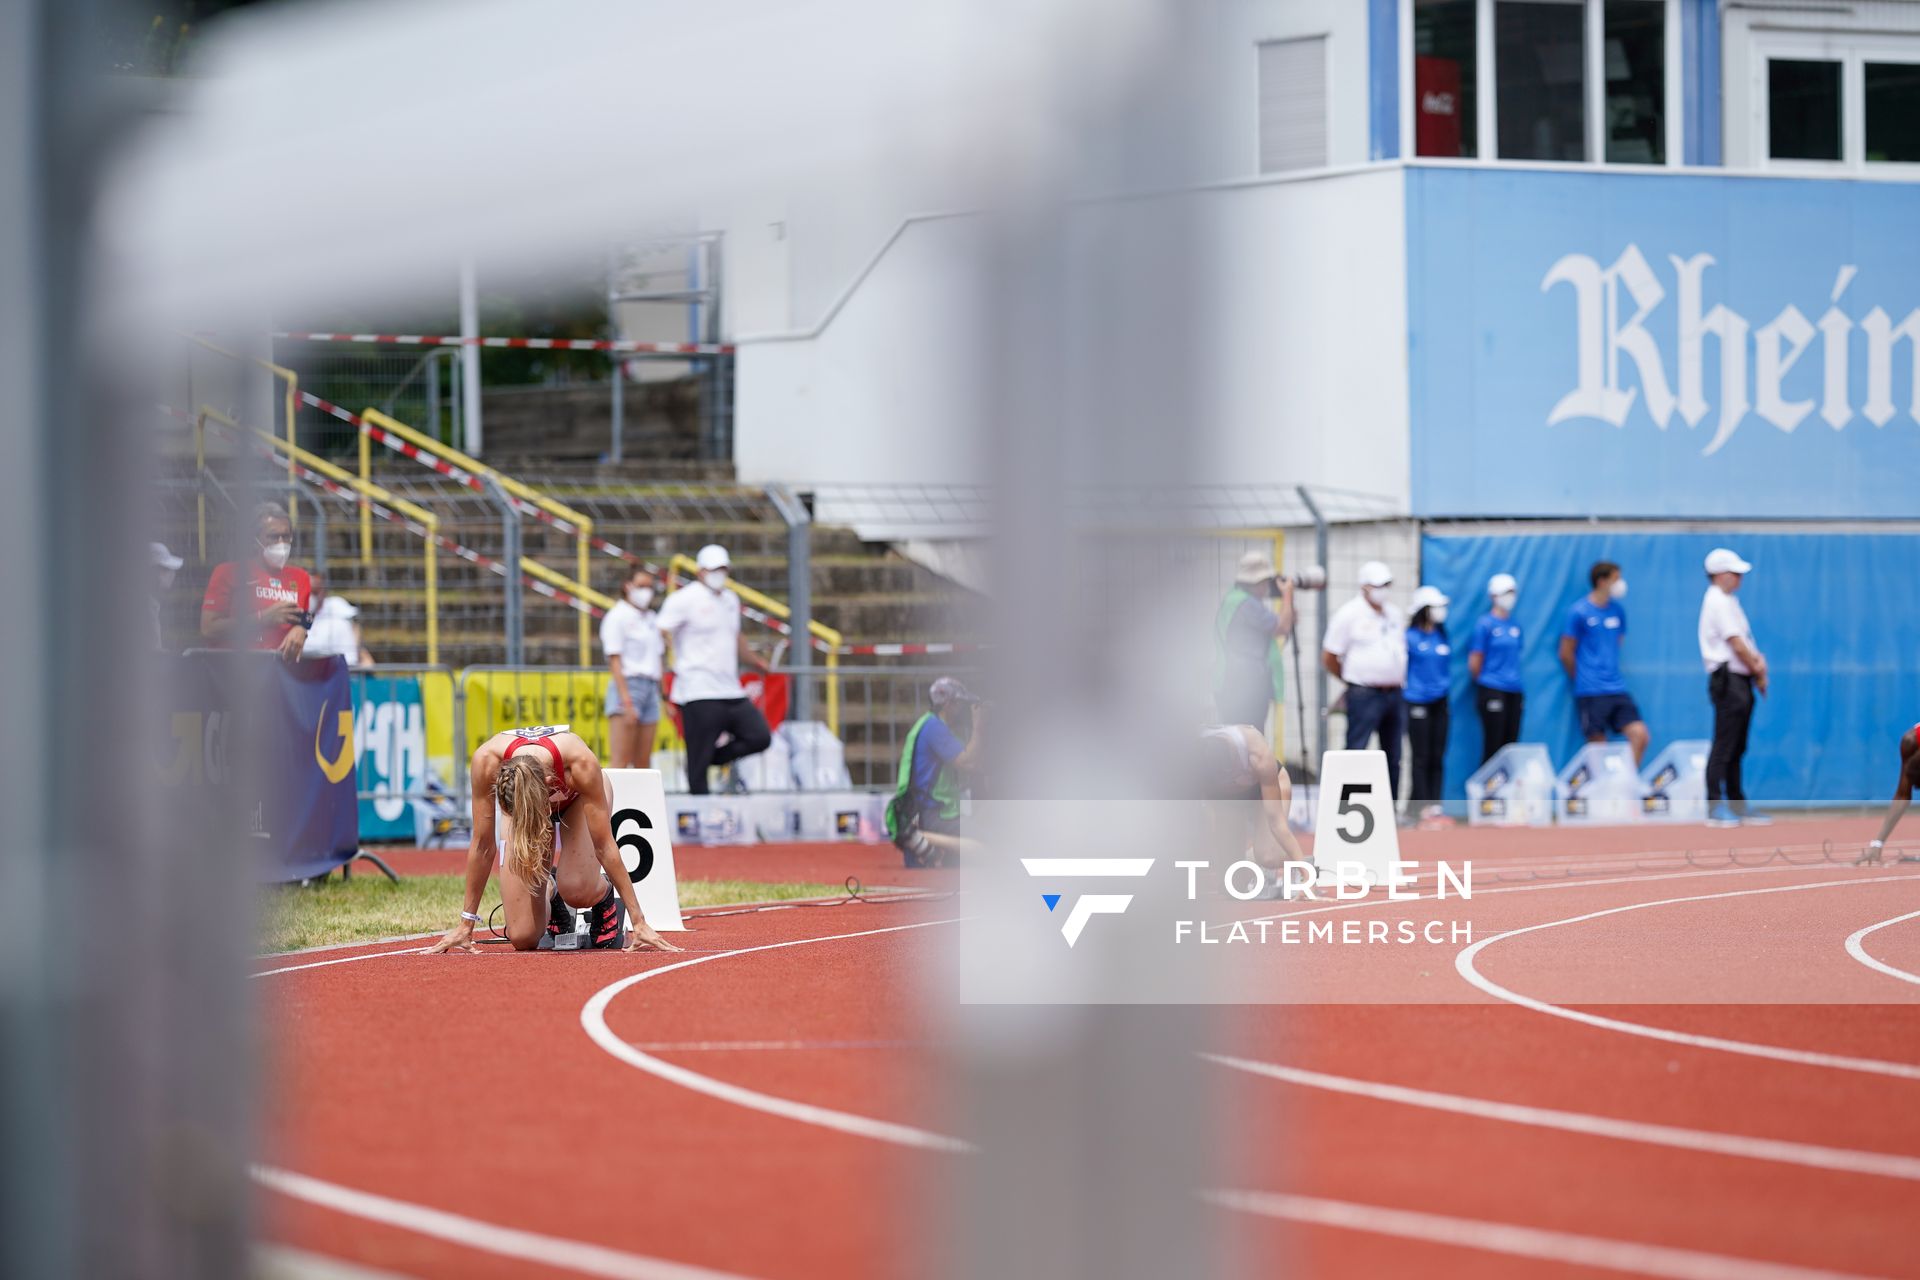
[1288,566,1328,591]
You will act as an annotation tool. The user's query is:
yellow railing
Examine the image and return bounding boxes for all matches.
[522,557,614,613]
[358,407,598,666]
[667,553,844,734]
[188,336,300,526]
[197,406,440,665]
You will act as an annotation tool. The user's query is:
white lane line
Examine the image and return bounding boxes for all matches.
[1227,859,1904,937]
[254,1165,760,1280]
[254,943,431,977]
[1204,1188,1883,1280]
[580,919,972,1153]
[629,1039,931,1052]
[1456,874,1920,1080]
[1844,909,1920,987]
[1203,1053,1920,1182]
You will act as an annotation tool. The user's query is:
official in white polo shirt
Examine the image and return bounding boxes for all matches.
[1323,560,1410,804]
[1698,547,1771,828]
[657,544,774,794]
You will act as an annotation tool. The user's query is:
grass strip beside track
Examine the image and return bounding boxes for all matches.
[262,874,848,952]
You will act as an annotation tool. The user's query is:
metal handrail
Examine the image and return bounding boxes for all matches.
[188,335,301,525]
[359,406,598,665]
[197,405,440,664]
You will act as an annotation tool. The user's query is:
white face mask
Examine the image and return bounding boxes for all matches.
[1362,585,1387,606]
[627,586,655,609]
[1609,578,1628,600]
[702,569,729,592]
[1429,605,1448,624]
[157,568,177,591]
[259,538,292,570]
[1492,591,1517,611]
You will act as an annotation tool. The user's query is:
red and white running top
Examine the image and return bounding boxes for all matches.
[502,725,578,813]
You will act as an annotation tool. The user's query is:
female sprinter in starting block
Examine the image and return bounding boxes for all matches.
[429,725,680,954]
[1862,724,1920,865]
[1199,724,1309,886]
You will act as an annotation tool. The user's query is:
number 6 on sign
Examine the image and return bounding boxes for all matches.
[1310,750,1402,886]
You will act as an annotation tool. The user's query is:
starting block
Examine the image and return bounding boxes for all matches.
[541,897,626,950]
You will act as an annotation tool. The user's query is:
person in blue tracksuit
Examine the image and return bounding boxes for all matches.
[1469,573,1524,764]
[1403,585,1453,816]
[1560,559,1649,766]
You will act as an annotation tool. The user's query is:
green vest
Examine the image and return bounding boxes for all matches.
[886,712,963,839]
[1215,586,1286,704]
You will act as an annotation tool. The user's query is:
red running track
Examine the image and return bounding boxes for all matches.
[259,817,1920,1278]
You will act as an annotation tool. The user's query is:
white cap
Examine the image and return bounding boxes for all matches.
[695,544,730,571]
[317,595,359,620]
[1358,560,1393,588]
[1704,547,1751,575]
[1488,573,1518,597]
[1410,585,1449,613]
[150,541,183,571]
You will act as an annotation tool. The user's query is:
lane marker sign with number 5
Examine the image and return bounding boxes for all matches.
[1310,750,1402,886]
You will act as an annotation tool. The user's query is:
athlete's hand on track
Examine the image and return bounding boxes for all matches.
[624,925,682,954]
[427,919,479,954]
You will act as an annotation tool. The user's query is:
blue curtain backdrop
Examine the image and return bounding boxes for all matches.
[1419,531,1920,806]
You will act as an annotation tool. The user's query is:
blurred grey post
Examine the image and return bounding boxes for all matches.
[2,0,250,1275]
[1297,484,1331,766]
[767,483,813,720]
[459,257,483,454]
[485,474,525,664]
[943,5,1226,1277]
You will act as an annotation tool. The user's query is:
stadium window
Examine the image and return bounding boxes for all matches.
[1865,60,1920,164]
[1603,0,1665,163]
[1414,0,1478,157]
[1496,0,1587,161]
[1768,59,1844,162]
[1257,36,1329,173]
[1409,0,1678,165]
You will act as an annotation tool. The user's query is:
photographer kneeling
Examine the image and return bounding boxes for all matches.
[887,677,986,867]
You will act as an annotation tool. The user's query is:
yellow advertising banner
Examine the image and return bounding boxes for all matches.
[460,670,682,762]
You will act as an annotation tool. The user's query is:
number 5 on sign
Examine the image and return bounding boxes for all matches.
[1310,750,1402,886]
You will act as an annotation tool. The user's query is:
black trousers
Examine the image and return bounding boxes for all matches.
[680,696,773,794]
[1344,685,1405,802]
[1706,666,1755,809]
[1405,698,1449,808]
[1476,685,1524,764]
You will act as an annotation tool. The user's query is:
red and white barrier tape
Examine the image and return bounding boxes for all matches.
[169,406,604,619]
[275,331,732,357]
[238,400,983,653]
[302,392,647,565]
[836,642,983,656]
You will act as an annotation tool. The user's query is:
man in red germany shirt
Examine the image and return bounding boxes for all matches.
[201,503,313,662]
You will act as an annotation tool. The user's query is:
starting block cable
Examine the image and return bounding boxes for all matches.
[1453,839,1920,888]
[481,875,956,940]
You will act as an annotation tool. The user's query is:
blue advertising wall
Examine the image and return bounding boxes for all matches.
[161,653,359,881]
[1407,166,1920,517]
[1420,530,1920,805]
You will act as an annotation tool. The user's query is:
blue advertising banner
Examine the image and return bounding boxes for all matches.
[353,671,428,841]
[1407,166,1920,517]
[1420,530,1920,805]
[161,652,359,881]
